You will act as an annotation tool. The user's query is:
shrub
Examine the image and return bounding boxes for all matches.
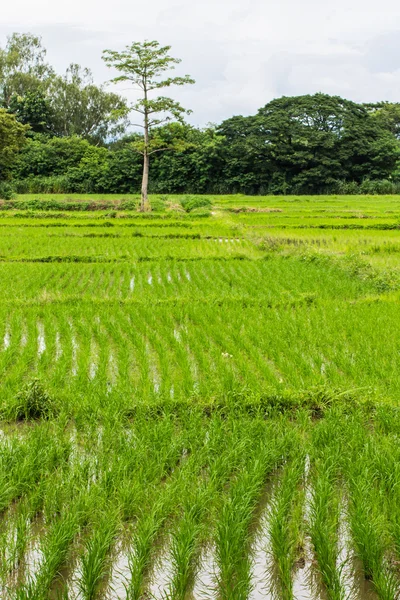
[0,181,16,200]
[179,196,212,212]
[119,199,139,211]
[150,197,167,212]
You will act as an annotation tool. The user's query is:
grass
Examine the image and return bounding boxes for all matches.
[1,193,400,598]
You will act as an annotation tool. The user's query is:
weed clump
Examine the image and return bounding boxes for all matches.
[179,196,212,212]
[13,379,58,421]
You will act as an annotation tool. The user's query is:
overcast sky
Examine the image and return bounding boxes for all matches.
[1,0,400,126]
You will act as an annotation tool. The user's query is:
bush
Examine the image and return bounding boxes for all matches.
[0,181,16,200]
[179,195,212,212]
[120,199,139,211]
[11,379,58,421]
[13,175,71,194]
[150,197,167,212]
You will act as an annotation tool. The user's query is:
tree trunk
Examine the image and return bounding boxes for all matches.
[140,91,150,212]
[141,150,149,211]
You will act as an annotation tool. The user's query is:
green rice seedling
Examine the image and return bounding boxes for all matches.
[166,504,204,600]
[123,419,201,599]
[0,426,68,513]
[0,499,31,590]
[309,462,342,599]
[77,511,118,600]
[214,426,292,600]
[343,421,398,600]
[126,501,170,600]
[164,430,246,600]
[308,412,345,600]
[347,475,397,600]
[3,195,400,600]
[28,510,80,598]
[268,454,306,600]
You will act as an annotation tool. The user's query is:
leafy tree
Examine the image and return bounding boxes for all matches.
[215,94,400,194]
[150,123,225,193]
[365,102,400,139]
[0,108,28,181]
[47,64,128,142]
[0,33,53,107]
[13,135,106,178]
[8,90,53,133]
[216,115,266,193]
[103,40,195,210]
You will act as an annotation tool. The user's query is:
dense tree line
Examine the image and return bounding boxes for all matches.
[1,33,400,197]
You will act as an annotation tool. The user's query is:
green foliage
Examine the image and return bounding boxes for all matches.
[10,92,400,195]
[47,63,128,142]
[179,195,212,212]
[0,180,15,199]
[0,33,53,107]
[0,34,127,144]
[0,108,28,180]
[102,40,195,135]
[216,94,400,194]
[8,89,53,133]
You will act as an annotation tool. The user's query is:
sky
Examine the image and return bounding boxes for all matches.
[1,0,400,127]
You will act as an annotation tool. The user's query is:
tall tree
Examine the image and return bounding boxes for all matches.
[0,33,53,107]
[102,40,195,210]
[48,64,128,143]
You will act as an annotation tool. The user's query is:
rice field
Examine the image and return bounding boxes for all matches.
[1,194,400,599]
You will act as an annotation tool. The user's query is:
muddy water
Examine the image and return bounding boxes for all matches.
[55,331,62,360]
[248,473,280,600]
[148,540,174,599]
[68,320,78,376]
[37,321,46,356]
[191,545,218,599]
[89,339,99,380]
[248,514,274,600]
[105,548,130,599]
[336,500,378,600]
[293,456,314,600]
[104,528,133,600]
[19,518,45,591]
[3,325,10,350]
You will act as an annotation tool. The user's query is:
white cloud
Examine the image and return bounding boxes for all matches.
[1,0,400,125]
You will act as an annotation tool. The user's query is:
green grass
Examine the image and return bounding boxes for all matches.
[1,193,400,598]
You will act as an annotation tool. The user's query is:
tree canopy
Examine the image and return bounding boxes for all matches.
[0,108,28,181]
[0,33,128,143]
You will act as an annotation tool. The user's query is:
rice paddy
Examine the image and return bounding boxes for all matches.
[1,194,400,599]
